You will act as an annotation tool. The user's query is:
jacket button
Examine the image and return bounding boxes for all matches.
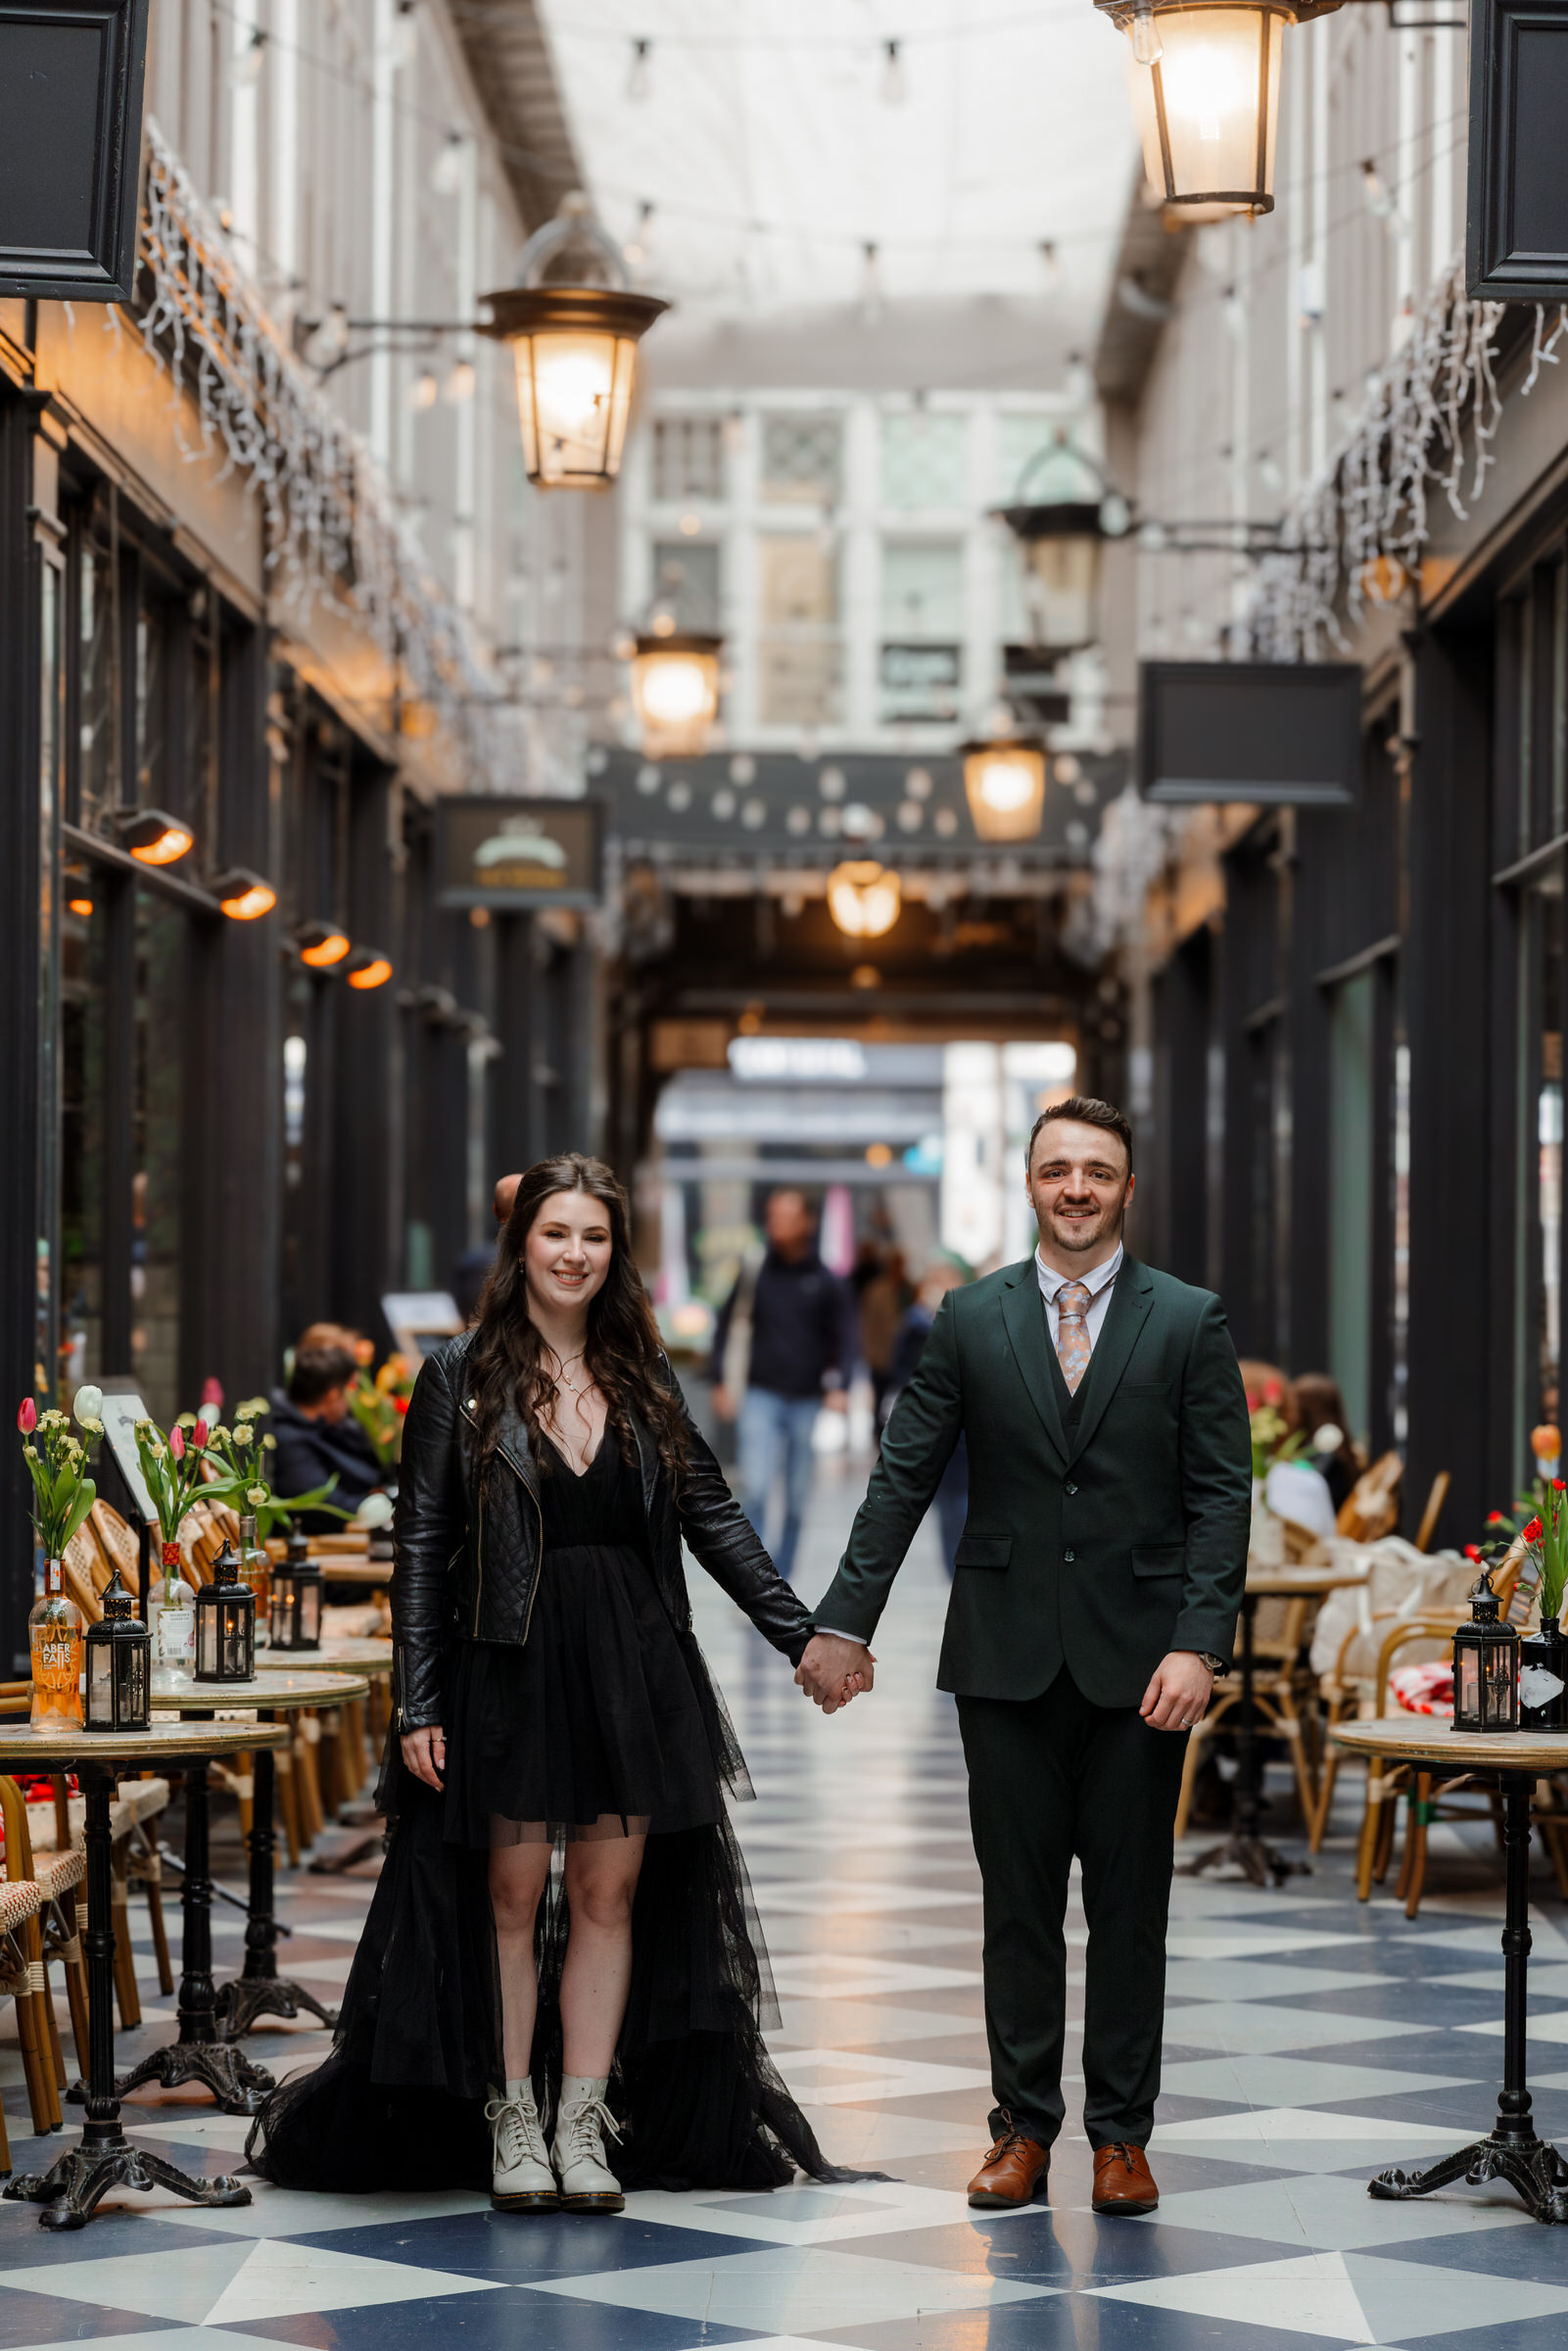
[1063,1549,1075,1563]
[1065,1482,1078,1496]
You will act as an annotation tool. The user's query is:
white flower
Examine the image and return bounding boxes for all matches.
[356,1492,395,1529]
[72,1384,104,1425]
[149,1441,166,1462]
[82,1416,104,1435]
[24,1444,37,1461]
[233,1423,254,1446]
[247,1485,267,1508]
[1311,1422,1345,1455]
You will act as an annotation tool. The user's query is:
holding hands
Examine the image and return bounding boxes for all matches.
[795,1632,876,1714]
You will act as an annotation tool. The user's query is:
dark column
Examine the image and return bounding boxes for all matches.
[1406,620,1496,1543]
[495,911,542,1177]
[1152,927,1213,1288]
[331,764,396,1335]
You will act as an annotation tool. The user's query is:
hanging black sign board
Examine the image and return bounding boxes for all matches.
[1468,0,1568,301]
[1138,661,1361,807]
[0,1,152,304]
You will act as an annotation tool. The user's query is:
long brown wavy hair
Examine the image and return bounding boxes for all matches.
[468,1153,689,1481]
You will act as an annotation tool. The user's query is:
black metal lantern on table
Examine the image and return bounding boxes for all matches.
[195,1541,256,1683]
[1452,1566,1520,1733]
[84,1568,151,1731]
[268,1529,323,1652]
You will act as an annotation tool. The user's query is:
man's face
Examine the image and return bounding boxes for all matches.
[1026,1119,1133,1262]
[317,1385,350,1425]
[765,1191,813,1258]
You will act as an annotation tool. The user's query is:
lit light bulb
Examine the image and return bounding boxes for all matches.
[231,26,267,87]
[861,241,883,326]
[1160,35,1249,145]
[390,2,418,69]
[879,38,909,104]
[639,654,711,727]
[1130,1,1164,66]
[444,359,476,404]
[409,369,439,410]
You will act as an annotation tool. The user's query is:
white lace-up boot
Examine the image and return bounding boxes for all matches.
[486,2080,557,2212]
[551,2074,624,2213]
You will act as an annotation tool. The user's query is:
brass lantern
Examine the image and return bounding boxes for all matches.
[1452,1567,1519,1734]
[269,1529,323,1653]
[961,739,1048,843]
[993,434,1131,656]
[1095,0,1342,220]
[195,1541,257,1683]
[84,1569,151,1733]
[631,630,723,760]
[480,193,669,490]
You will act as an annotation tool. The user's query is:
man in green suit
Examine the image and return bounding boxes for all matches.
[797,1096,1250,2215]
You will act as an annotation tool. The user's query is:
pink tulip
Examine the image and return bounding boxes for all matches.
[202,1377,223,1410]
[193,1418,210,1451]
[169,1424,185,1462]
[16,1398,35,1434]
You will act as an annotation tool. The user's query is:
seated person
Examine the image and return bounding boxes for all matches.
[269,1341,383,1529]
[290,1321,383,1480]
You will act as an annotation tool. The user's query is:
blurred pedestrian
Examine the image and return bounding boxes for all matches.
[887,1261,970,1571]
[270,1339,384,1528]
[859,1248,912,1429]
[712,1189,853,1581]
[1292,1371,1360,1513]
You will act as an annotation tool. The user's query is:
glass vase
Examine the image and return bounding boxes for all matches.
[238,1513,271,1647]
[1519,1615,1568,1732]
[29,1558,83,1731]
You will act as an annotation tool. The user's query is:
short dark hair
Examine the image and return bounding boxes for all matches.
[289,1342,356,1406]
[1026,1094,1133,1173]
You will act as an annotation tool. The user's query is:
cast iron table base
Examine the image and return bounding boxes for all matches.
[215,1734,339,2036]
[89,1756,275,2114]
[1179,1593,1310,1888]
[6,1762,253,2229]
[1369,1770,1568,2224]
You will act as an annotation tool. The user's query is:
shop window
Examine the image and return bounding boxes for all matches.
[76,534,116,829]
[1522,876,1564,1451]
[60,895,106,1397]
[652,416,726,503]
[130,891,186,1422]
[760,414,841,506]
[1328,970,1376,1448]
[757,534,840,726]
[879,540,963,723]
[880,411,968,509]
[651,540,721,633]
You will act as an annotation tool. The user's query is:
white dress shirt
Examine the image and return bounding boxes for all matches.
[1034,1239,1124,1360]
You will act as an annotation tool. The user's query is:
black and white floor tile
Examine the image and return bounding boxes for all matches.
[5,1459,1568,2347]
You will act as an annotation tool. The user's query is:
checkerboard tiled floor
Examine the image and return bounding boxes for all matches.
[6,1458,1568,2347]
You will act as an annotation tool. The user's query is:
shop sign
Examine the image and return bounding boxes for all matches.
[1138,661,1361,806]
[1468,0,1568,300]
[436,795,602,909]
[0,1,151,303]
[879,642,962,719]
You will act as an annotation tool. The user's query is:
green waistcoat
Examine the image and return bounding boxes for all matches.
[812,1253,1253,1708]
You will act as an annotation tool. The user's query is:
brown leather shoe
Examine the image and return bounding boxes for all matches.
[967,2119,1050,2209]
[1092,2141,1159,2214]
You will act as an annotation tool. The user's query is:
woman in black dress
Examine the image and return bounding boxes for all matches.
[249,1154,866,2210]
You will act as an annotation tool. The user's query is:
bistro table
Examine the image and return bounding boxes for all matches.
[256,1641,394,1873]
[1333,1716,1568,2224]
[0,1717,288,2231]
[99,1674,368,2095]
[1182,1559,1371,1890]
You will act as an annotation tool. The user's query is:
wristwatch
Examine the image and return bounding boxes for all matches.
[1197,1651,1229,1680]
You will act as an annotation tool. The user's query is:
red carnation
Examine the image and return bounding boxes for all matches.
[1464,1544,1484,1560]
[1524,1516,1544,1544]
[1555,1479,1567,1493]
[17,1397,35,1434]
[1487,1511,1507,1524]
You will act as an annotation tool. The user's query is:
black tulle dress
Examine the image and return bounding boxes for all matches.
[247,1427,852,2195]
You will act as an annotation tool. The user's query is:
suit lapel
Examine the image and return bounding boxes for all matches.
[1000,1264,1070,1469]
[1069,1258,1155,1462]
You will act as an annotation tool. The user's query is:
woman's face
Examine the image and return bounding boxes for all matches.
[523,1189,614,1320]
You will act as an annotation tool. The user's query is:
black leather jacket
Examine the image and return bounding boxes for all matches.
[391,1329,816,1730]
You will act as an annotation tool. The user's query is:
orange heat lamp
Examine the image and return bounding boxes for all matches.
[214,868,277,921]
[345,949,394,991]
[68,895,94,919]
[298,921,353,969]
[119,808,194,866]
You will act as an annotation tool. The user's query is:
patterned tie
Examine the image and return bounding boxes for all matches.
[1055,1281,1093,1394]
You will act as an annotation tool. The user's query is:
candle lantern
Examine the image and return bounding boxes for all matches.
[630,631,723,760]
[1452,1567,1520,1733]
[961,739,1049,842]
[269,1529,323,1652]
[195,1541,257,1683]
[84,1568,151,1733]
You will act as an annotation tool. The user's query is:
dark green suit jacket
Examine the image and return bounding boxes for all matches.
[813,1254,1252,1707]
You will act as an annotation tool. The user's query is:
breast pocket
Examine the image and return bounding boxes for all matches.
[954,1534,1013,1570]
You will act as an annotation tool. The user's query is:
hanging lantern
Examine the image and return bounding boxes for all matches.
[268,1529,323,1653]
[195,1540,257,1683]
[1451,1566,1519,1734]
[993,433,1131,655]
[83,1568,151,1733]
[480,192,669,490]
[827,861,902,940]
[1095,1,1340,220]
[961,739,1049,842]
[630,630,723,759]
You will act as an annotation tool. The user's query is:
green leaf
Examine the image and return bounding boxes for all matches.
[61,1480,96,1551]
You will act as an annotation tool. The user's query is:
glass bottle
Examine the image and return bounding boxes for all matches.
[238,1512,271,1647]
[154,1537,195,1685]
[29,1556,83,1731]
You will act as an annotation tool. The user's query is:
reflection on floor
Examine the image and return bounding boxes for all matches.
[5,1456,1568,2348]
